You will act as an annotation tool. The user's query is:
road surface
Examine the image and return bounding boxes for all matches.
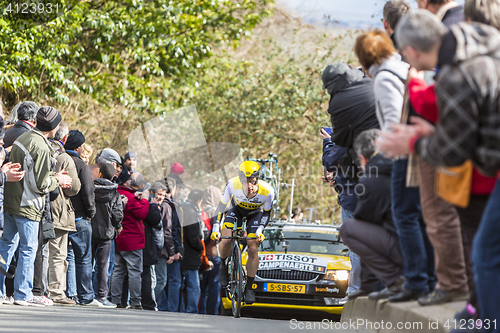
[0,304,372,333]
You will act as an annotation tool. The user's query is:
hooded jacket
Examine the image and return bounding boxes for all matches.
[4,128,59,222]
[91,178,123,241]
[116,185,150,251]
[50,140,81,232]
[416,22,500,177]
[159,196,176,259]
[353,153,397,234]
[368,52,409,132]
[326,68,380,149]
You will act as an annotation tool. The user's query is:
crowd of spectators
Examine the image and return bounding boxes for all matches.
[318,0,500,331]
[0,104,222,313]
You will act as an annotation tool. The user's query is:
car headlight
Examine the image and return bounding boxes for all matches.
[323,270,349,281]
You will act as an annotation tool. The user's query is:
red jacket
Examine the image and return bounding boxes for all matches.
[409,78,495,195]
[116,186,150,251]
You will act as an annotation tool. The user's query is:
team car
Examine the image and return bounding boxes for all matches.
[221,221,351,317]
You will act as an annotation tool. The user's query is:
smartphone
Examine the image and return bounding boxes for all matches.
[321,127,332,135]
[143,182,151,193]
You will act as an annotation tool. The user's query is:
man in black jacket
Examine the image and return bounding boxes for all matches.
[91,163,123,307]
[180,190,204,314]
[340,129,405,300]
[65,130,99,306]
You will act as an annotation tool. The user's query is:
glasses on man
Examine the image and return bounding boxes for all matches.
[240,176,258,185]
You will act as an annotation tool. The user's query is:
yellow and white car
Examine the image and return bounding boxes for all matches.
[221,221,351,317]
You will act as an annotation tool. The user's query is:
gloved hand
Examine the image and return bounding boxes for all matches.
[210,223,221,241]
[255,226,265,242]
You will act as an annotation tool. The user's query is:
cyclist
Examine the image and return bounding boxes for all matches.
[211,161,275,304]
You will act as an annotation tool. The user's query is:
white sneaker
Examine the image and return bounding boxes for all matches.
[14,299,45,307]
[80,299,104,307]
[0,296,14,305]
[33,296,54,306]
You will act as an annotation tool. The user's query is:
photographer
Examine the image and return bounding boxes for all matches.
[321,62,380,300]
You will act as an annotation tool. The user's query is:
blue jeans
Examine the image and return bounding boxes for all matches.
[472,179,500,332]
[154,257,168,307]
[0,186,4,230]
[0,212,39,301]
[182,269,200,314]
[68,219,94,304]
[342,208,361,294]
[392,159,435,292]
[199,255,221,315]
[66,242,77,297]
[167,260,182,312]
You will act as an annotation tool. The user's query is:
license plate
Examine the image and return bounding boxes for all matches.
[263,283,306,294]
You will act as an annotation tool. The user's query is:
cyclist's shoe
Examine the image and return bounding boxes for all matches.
[219,260,229,287]
[245,287,255,304]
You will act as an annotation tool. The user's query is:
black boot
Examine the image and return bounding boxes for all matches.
[219,258,229,287]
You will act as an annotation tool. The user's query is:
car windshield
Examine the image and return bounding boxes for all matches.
[260,229,349,256]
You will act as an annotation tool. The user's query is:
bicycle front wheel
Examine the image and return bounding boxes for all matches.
[230,242,243,318]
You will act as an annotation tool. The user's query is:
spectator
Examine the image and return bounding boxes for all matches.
[111,171,150,309]
[320,62,380,299]
[179,190,204,314]
[162,177,183,312]
[0,106,71,306]
[124,152,138,172]
[65,129,100,307]
[355,30,409,131]
[340,129,405,301]
[416,0,463,25]
[199,185,223,315]
[3,101,39,149]
[91,163,123,308]
[141,183,163,311]
[378,8,500,329]
[89,148,122,181]
[382,0,411,47]
[153,181,175,310]
[0,107,6,230]
[291,207,303,221]
[47,123,82,306]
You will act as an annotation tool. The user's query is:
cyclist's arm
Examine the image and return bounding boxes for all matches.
[257,188,275,231]
[211,181,231,238]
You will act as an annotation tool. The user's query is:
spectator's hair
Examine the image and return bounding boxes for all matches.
[355,29,396,72]
[81,144,93,161]
[16,101,39,122]
[428,0,452,4]
[188,189,203,203]
[354,129,381,160]
[383,0,411,30]
[163,177,177,193]
[99,163,116,181]
[396,10,447,52]
[130,173,147,189]
[53,122,69,141]
[465,0,500,30]
[151,181,168,194]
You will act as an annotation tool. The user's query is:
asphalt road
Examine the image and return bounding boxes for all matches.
[0,304,372,333]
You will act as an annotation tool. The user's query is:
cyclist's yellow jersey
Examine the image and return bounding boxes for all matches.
[220,176,275,213]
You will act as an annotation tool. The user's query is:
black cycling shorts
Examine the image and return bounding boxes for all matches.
[222,207,263,237]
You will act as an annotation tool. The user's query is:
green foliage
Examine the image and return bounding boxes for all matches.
[0,0,271,108]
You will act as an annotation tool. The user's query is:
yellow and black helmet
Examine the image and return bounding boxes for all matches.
[238,161,261,180]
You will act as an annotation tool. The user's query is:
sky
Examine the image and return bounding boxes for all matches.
[277,0,465,29]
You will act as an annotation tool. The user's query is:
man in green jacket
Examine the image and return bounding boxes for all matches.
[0,106,72,307]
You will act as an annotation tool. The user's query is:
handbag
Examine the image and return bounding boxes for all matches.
[435,160,473,208]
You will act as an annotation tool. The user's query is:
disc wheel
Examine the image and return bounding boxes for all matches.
[230,243,243,318]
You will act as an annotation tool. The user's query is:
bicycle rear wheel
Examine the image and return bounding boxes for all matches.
[230,242,243,318]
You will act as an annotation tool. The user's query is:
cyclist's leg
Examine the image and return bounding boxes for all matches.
[246,211,263,277]
[218,208,241,259]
